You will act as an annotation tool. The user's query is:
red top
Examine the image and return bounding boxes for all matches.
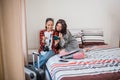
[38,29,59,54]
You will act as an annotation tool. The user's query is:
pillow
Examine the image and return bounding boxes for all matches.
[81,29,105,47]
[83,42,105,46]
[82,36,104,40]
[81,29,103,36]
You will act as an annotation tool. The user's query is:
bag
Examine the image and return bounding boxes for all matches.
[24,52,45,80]
[25,65,45,80]
[25,66,36,80]
[59,49,85,59]
[60,49,80,58]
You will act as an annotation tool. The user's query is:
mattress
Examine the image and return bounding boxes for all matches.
[46,47,120,80]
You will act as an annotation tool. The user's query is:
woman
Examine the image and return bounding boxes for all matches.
[38,18,59,69]
[54,19,80,52]
[54,19,85,60]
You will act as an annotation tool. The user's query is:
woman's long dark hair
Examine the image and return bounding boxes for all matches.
[45,18,54,29]
[55,19,67,35]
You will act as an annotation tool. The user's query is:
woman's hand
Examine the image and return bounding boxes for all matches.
[42,36,47,43]
[59,33,63,39]
[54,40,60,46]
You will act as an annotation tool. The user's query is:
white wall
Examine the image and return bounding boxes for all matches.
[26,0,120,49]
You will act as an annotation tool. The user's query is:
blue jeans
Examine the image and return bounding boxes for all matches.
[39,50,55,68]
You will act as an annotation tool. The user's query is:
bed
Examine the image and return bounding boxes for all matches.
[46,46,120,80]
[27,29,120,80]
[45,29,120,80]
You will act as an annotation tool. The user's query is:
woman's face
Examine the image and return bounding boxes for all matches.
[46,20,54,31]
[56,23,62,32]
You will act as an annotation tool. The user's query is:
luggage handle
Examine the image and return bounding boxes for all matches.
[32,52,40,68]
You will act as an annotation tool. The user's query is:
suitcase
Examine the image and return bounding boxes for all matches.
[24,52,45,80]
[25,66,36,80]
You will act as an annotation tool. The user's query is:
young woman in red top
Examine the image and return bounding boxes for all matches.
[38,18,59,69]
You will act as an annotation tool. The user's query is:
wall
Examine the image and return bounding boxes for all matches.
[26,0,120,49]
[1,0,26,80]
